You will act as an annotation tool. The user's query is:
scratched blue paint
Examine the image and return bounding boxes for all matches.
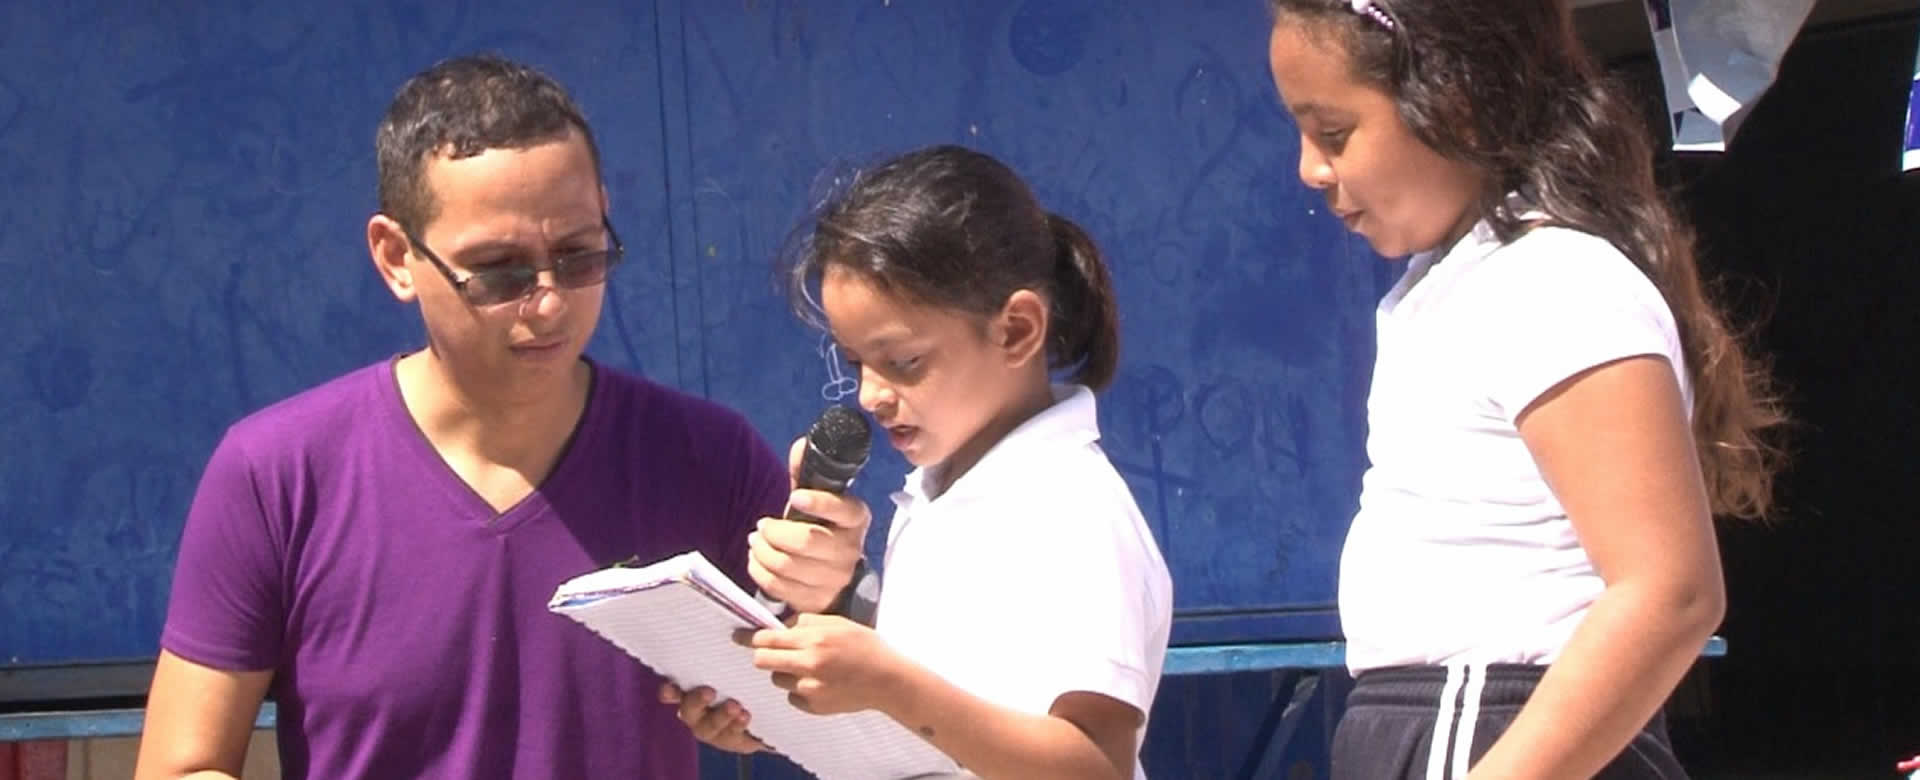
[0,0,679,667]
[1008,0,1096,76]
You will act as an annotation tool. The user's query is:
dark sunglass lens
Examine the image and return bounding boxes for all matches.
[468,269,538,306]
[557,252,612,287]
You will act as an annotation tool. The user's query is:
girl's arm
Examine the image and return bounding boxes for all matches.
[883,665,1139,780]
[1469,355,1726,779]
[750,614,1139,780]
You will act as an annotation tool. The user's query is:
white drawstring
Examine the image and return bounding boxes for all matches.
[1425,665,1465,780]
[1453,664,1488,779]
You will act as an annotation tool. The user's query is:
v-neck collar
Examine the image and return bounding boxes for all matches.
[375,355,602,534]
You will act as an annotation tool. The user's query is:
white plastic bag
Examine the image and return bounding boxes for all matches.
[1642,0,1815,152]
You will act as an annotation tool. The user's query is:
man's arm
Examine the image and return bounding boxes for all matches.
[134,650,272,780]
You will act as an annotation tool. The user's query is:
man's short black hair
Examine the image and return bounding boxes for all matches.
[375,53,603,230]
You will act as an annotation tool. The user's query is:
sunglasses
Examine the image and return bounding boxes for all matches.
[400,215,625,307]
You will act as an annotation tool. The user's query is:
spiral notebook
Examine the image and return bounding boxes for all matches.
[548,551,963,780]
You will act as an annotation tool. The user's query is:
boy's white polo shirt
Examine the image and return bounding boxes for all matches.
[1339,220,1692,673]
[875,384,1173,779]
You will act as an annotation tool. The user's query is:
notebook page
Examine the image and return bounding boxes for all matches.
[548,551,742,610]
[550,564,962,779]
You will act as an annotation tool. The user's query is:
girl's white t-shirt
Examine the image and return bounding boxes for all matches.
[875,384,1173,780]
[1340,220,1692,673]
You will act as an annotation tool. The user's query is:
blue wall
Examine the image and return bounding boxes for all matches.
[2,0,1388,671]
[4,1,1387,774]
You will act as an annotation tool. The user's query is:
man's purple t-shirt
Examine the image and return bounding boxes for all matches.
[160,358,788,779]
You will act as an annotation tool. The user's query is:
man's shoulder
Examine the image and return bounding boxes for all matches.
[222,361,392,457]
[585,362,785,540]
[591,362,764,444]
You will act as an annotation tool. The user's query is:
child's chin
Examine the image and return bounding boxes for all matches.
[898,447,935,468]
[1360,234,1410,260]
[893,439,939,468]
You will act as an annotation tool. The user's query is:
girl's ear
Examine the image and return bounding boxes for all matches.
[992,289,1049,370]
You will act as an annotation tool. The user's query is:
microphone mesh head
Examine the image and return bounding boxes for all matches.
[809,405,872,465]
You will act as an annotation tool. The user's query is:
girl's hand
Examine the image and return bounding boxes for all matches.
[659,682,766,754]
[747,439,874,614]
[745,614,906,715]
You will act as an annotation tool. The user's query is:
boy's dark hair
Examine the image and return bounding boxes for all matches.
[375,53,603,230]
[786,145,1121,391]
[1268,0,1786,518]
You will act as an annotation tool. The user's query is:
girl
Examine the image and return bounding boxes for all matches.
[679,144,1173,780]
[1262,1,1785,778]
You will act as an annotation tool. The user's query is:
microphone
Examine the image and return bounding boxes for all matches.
[786,405,873,522]
[757,405,872,616]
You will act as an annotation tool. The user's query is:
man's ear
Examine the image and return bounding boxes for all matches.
[368,214,417,303]
[993,289,1049,370]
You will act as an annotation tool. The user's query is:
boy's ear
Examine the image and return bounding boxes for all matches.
[994,289,1049,369]
[368,214,418,303]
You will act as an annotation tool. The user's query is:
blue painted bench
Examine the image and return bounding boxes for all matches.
[0,705,277,742]
[1166,636,1728,675]
[0,636,1730,778]
[1158,636,1729,779]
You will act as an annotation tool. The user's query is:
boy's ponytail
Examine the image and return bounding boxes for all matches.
[1046,213,1120,392]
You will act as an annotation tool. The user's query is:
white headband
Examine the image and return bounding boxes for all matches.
[1350,0,1396,29]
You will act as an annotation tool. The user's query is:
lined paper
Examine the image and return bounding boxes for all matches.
[549,552,964,779]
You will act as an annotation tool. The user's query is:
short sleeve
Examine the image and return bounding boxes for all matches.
[1474,237,1684,422]
[159,431,286,671]
[991,483,1165,716]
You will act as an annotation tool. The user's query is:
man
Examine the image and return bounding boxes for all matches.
[134,54,867,779]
